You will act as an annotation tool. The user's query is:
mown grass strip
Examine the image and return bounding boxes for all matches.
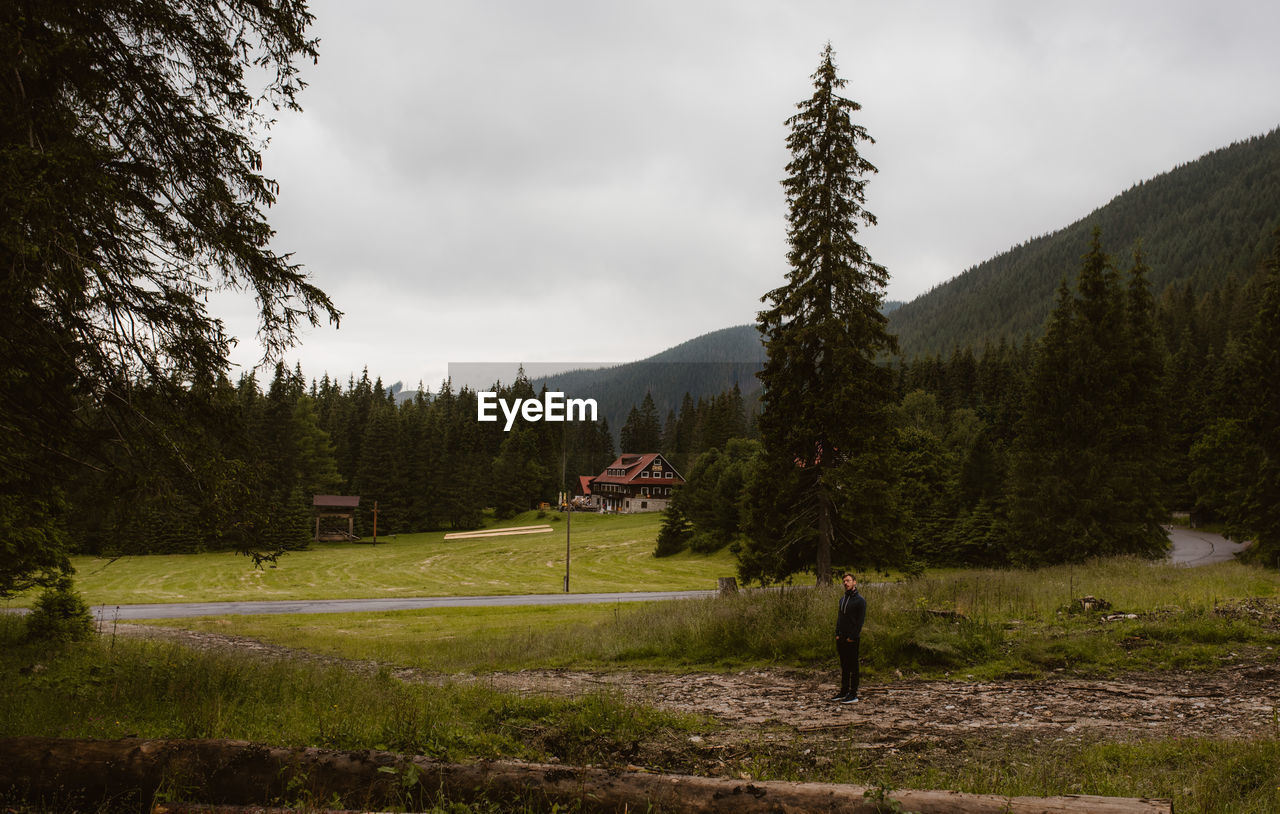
[8,512,736,607]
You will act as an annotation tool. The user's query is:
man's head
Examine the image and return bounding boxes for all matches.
[842,573,856,591]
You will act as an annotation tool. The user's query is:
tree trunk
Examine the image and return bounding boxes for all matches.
[815,485,833,586]
[0,737,1172,814]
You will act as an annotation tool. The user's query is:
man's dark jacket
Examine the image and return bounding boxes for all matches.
[836,589,866,638]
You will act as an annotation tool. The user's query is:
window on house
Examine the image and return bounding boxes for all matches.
[665,472,673,478]
[641,471,649,478]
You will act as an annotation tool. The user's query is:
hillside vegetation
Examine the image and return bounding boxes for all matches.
[532,324,765,434]
[889,128,1280,356]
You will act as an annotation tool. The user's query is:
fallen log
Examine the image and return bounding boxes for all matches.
[0,737,1173,814]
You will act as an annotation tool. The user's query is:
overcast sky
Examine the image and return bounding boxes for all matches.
[217,0,1280,391]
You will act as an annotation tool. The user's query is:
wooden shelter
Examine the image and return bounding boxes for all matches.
[312,495,360,542]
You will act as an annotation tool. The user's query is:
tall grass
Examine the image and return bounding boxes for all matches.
[8,572,1280,813]
[154,556,1280,678]
[827,735,1280,814]
[0,615,700,768]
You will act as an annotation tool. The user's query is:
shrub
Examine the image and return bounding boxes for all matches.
[25,576,93,642]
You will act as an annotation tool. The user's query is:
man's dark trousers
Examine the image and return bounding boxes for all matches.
[837,636,860,698]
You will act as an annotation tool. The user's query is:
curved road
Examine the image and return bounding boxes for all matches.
[5,527,1241,622]
[1166,526,1250,565]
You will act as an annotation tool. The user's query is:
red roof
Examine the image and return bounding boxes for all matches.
[590,453,684,486]
[578,475,594,496]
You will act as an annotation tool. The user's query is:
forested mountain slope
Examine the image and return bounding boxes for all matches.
[888,128,1280,357]
[531,325,765,436]
[532,128,1280,432]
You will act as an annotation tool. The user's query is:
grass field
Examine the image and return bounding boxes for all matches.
[8,528,1280,812]
[7,559,1280,812]
[20,512,737,607]
[138,556,1280,678]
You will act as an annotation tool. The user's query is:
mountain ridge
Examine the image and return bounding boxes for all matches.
[887,127,1280,356]
[422,127,1280,425]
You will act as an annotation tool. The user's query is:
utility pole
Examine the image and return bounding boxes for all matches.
[564,502,572,593]
[372,500,379,545]
[562,436,570,592]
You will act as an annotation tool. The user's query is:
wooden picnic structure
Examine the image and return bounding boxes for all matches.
[312,495,360,542]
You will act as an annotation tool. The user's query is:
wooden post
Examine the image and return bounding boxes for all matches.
[372,501,379,545]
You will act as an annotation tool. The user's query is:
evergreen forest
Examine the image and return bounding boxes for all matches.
[7,2,1280,587]
[661,225,1280,577]
[887,128,1280,357]
[49,190,1280,581]
[59,366,755,558]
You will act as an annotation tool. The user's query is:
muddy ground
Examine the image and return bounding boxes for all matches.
[115,623,1280,760]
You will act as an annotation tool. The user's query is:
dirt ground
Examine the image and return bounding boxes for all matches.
[115,623,1280,753]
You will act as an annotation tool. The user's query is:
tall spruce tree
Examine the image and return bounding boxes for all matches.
[1238,228,1280,567]
[1008,230,1167,563]
[743,44,900,586]
[1115,246,1169,551]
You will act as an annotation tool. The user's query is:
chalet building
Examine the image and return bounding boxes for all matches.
[587,453,684,513]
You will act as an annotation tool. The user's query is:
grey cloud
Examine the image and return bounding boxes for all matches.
[227,0,1280,385]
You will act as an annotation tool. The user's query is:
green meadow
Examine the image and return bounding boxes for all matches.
[28,512,735,607]
[8,519,1280,812]
[7,553,1280,812]
[140,555,1280,678]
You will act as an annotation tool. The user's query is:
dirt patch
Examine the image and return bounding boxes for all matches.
[1215,597,1280,629]
[466,664,1280,748]
[114,624,1280,749]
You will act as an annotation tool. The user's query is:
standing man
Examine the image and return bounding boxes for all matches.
[833,573,866,703]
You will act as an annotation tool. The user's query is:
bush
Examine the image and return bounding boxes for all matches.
[25,576,93,642]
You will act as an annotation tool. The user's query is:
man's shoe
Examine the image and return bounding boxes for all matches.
[841,695,860,704]
[829,693,848,701]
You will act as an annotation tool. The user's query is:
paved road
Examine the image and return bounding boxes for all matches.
[1166,526,1251,565]
[82,589,718,622]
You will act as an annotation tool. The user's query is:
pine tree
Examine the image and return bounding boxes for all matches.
[744,44,901,585]
[619,392,662,452]
[491,427,549,519]
[1238,228,1280,567]
[1008,230,1168,564]
[1114,245,1169,551]
[1008,278,1092,564]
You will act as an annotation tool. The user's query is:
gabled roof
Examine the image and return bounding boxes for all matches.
[578,475,594,496]
[313,495,360,509]
[590,452,684,486]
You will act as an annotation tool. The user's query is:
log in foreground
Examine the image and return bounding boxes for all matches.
[0,737,1172,813]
